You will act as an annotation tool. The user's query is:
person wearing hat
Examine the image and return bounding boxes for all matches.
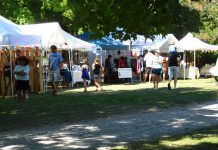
[167,42,181,90]
[151,49,163,89]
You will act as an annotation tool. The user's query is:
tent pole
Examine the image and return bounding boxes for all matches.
[45,46,49,92]
[129,42,132,83]
[194,50,196,79]
[68,49,71,71]
[9,46,14,97]
[183,51,186,80]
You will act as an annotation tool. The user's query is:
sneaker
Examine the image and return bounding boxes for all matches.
[168,83,171,90]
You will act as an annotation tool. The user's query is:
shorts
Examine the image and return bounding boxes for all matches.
[48,70,61,82]
[144,67,152,74]
[152,68,162,76]
[168,66,179,79]
[16,80,29,91]
[93,74,100,79]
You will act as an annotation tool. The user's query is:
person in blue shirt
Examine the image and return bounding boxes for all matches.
[48,45,64,95]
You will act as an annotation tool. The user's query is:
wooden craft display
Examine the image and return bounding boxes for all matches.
[0,47,44,99]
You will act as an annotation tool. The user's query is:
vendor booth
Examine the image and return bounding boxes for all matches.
[63,31,96,86]
[178,32,218,79]
[77,33,132,83]
[21,23,97,87]
[0,15,42,98]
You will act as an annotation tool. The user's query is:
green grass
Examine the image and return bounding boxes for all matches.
[112,125,218,150]
[0,78,217,132]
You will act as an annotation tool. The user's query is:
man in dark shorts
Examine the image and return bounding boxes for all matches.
[143,49,154,83]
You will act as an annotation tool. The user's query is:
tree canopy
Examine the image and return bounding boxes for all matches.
[0,0,217,43]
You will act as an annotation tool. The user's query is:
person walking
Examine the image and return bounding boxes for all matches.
[92,58,103,92]
[81,59,90,92]
[48,45,64,95]
[167,42,181,90]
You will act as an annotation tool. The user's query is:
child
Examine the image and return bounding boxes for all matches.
[14,56,30,102]
[81,59,90,92]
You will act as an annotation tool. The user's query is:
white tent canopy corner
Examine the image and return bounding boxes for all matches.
[178,32,218,51]
[20,22,66,48]
[128,34,180,53]
[0,15,41,47]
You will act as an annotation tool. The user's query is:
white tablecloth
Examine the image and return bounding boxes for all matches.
[179,67,200,79]
[71,71,90,85]
[200,66,214,76]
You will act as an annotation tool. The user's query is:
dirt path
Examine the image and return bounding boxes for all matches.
[1,100,218,150]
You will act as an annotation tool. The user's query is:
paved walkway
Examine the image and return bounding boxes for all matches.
[1,100,218,150]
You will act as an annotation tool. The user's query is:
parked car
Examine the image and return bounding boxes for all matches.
[210,58,218,82]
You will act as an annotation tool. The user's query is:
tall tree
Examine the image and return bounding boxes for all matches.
[0,0,204,40]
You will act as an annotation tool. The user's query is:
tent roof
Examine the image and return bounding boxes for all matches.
[77,33,129,50]
[154,34,181,53]
[122,35,153,48]
[20,22,67,48]
[63,31,96,52]
[0,15,41,46]
[128,34,180,53]
[178,32,218,51]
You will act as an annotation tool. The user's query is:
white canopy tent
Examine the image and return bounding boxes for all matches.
[0,15,42,96]
[20,23,96,51]
[178,32,218,67]
[178,32,218,51]
[20,22,67,48]
[178,32,218,79]
[124,34,180,53]
[0,15,41,46]
[153,34,181,53]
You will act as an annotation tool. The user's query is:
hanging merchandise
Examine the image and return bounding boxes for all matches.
[131,49,140,57]
[136,59,140,74]
[130,49,134,57]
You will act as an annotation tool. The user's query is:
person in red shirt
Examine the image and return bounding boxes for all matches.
[118,56,127,68]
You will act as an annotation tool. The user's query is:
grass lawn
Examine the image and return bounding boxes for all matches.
[0,78,217,132]
[112,125,218,150]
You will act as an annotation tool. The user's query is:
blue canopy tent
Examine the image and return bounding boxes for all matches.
[77,33,129,50]
[77,32,130,68]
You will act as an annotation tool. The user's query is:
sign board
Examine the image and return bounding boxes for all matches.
[118,68,132,78]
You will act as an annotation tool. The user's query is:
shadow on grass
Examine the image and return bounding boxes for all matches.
[0,82,218,149]
[0,82,217,131]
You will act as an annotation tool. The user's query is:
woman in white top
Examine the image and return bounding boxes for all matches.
[14,56,30,102]
[151,50,163,89]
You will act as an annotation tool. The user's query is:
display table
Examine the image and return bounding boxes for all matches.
[179,67,200,79]
[71,71,90,86]
[200,66,214,77]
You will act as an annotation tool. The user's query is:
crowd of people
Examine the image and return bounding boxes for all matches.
[49,42,181,95]
[9,42,181,102]
[142,44,181,90]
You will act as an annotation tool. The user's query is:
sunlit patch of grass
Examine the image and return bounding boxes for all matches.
[112,126,218,150]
